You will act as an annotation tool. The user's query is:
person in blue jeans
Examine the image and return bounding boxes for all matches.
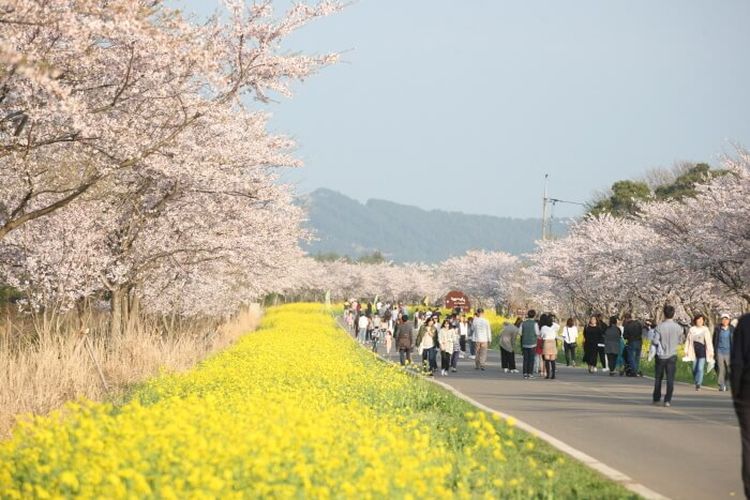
[622,313,643,377]
[685,313,713,391]
[519,310,539,379]
[714,314,734,391]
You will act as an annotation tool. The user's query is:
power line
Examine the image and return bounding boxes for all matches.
[541,175,585,241]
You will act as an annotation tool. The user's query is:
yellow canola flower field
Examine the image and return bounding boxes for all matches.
[0,304,628,499]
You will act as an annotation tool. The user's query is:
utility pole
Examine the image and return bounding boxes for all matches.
[541,174,585,241]
[541,174,549,241]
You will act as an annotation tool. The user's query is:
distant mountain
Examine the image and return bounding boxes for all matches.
[298,188,568,263]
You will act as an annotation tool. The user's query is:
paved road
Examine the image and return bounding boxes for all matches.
[376,343,742,499]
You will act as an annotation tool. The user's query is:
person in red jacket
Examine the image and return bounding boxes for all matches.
[732,313,750,498]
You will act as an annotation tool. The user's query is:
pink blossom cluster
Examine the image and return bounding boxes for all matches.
[283,250,521,308]
[0,1,341,319]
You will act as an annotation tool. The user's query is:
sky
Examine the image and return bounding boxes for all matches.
[181,0,750,219]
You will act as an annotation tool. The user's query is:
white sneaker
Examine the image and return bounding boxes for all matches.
[470,355,476,360]
[511,369,519,373]
[503,368,509,373]
[602,367,609,372]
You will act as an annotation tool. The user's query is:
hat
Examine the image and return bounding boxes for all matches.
[720,313,731,320]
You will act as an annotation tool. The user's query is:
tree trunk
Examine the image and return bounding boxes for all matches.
[110,287,130,339]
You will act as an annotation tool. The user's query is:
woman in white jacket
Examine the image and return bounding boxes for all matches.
[685,313,715,391]
[562,318,579,367]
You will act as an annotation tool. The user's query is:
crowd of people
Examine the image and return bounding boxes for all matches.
[343,299,748,497]
[343,300,737,395]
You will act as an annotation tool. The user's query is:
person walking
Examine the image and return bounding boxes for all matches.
[458,315,469,358]
[595,313,608,372]
[468,316,476,359]
[371,314,382,352]
[357,313,370,344]
[540,313,559,379]
[416,317,438,375]
[384,314,394,357]
[520,310,540,379]
[652,305,683,407]
[685,313,714,391]
[714,313,734,392]
[562,318,579,367]
[395,314,414,366]
[499,318,521,373]
[450,323,461,372]
[622,313,643,376]
[583,315,602,373]
[604,316,622,377]
[731,313,750,499]
[438,319,455,376]
[472,308,492,371]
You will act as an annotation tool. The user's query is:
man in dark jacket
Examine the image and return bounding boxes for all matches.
[622,313,643,376]
[732,313,750,498]
[395,314,414,366]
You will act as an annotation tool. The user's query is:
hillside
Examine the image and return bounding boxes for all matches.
[298,188,567,263]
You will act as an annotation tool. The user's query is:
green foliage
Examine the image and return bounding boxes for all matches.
[312,250,387,264]
[312,251,350,263]
[588,163,729,217]
[653,163,726,201]
[589,180,651,217]
[0,284,22,304]
[357,250,386,264]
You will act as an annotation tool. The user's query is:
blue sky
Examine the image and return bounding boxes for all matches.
[180,0,750,218]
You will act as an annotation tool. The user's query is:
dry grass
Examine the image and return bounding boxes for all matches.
[0,304,262,437]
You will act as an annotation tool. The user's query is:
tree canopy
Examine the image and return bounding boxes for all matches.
[588,163,727,217]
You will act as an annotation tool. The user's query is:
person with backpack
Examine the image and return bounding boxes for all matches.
[520,310,540,379]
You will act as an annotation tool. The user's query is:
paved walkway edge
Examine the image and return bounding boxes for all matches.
[337,319,669,499]
[424,375,668,500]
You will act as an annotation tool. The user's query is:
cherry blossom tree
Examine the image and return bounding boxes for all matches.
[0,0,339,241]
[440,250,519,309]
[640,150,750,308]
[1,1,342,335]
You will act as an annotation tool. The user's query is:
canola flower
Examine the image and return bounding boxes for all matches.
[0,304,630,499]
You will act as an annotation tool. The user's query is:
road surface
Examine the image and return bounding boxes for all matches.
[376,341,742,499]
